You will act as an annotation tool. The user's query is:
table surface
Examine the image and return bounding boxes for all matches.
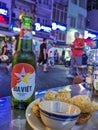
[0,83,98,130]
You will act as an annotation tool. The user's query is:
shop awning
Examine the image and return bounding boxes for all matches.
[0,30,19,36]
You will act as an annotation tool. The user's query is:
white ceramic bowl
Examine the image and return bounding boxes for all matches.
[39,100,81,130]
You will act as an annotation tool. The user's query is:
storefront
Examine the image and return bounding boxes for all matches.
[12,21,67,56]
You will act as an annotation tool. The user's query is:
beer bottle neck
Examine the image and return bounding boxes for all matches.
[18,16,33,52]
[18,39,32,52]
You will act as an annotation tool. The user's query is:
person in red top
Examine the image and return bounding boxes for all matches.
[68,32,84,78]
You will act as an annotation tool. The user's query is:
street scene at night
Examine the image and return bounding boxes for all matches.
[0,0,98,130]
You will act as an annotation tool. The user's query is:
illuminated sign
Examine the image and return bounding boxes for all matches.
[0,15,9,24]
[35,23,51,33]
[52,22,66,32]
[13,22,67,34]
[13,27,21,32]
[84,31,96,39]
[35,22,66,33]
[0,8,8,16]
[13,27,36,35]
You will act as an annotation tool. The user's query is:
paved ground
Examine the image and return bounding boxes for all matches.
[36,65,73,91]
[0,63,11,97]
[0,63,73,97]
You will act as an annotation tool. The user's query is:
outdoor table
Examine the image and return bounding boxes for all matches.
[74,65,87,77]
[0,84,98,130]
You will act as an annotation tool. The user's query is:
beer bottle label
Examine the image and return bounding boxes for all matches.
[11,63,35,100]
[20,28,32,39]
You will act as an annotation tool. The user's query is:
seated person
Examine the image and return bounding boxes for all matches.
[82,51,88,65]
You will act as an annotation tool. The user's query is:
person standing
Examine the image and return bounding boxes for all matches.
[61,48,65,64]
[38,38,48,72]
[82,51,88,65]
[5,40,12,72]
[0,40,8,63]
[54,49,59,64]
[47,43,55,67]
[68,32,84,78]
[1,40,7,55]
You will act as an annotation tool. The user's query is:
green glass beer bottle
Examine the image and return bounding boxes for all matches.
[11,16,36,109]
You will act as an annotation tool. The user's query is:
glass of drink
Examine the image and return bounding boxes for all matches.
[85,75,93,90]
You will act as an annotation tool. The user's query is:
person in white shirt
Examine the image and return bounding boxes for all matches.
[5,40,12,72]
[48,43,55,67]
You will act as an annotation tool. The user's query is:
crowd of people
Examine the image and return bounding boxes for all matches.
[0,32,88,75]
[0,37,60,73]
[37,33,88,74]
[37,38,60,72]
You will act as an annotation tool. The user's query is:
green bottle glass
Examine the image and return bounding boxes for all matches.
[11,16,36,109]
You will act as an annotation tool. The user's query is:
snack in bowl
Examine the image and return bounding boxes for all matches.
[68,95,93,124]
[44,90,57,100]
[91,101,98,113]
[32,98,43,117]
[77,113,91,124]
[69,95,92,113]
[44,89,71,103]
[55,89,71,102]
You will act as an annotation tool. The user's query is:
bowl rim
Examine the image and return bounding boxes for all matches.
[40,109,80,121]
[39,100,81,116]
